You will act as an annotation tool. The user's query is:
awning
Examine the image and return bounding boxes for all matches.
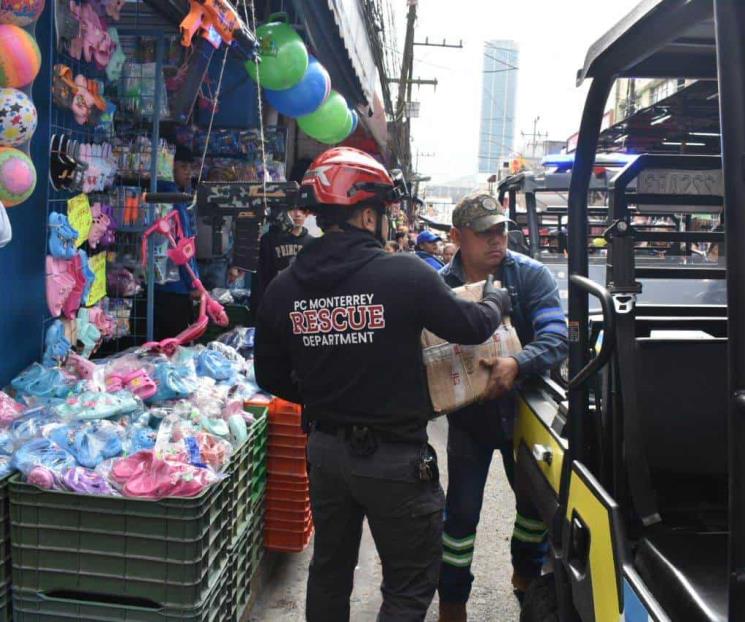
[292,0,379,110]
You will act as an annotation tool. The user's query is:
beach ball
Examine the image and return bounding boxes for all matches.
[0,88,36,145]
[245,17,308,90]
[297,90,353,144]
[0,0,45,26]
[264,55,330,118]
[0,25,41,88]
[0,146,35,206]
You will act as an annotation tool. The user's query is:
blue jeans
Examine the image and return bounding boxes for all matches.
[438,424,548,604]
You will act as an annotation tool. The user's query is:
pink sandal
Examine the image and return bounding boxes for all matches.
[46,256,76,318]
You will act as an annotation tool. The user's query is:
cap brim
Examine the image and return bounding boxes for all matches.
[469,214,514,233]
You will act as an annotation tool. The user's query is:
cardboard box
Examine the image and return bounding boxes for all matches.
[422,281,522,416]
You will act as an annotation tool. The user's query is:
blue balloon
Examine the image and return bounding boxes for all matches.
[264,55,331,118]
[349,109,359,134]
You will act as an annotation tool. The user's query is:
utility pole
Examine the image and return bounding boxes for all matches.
[521,115,548,159]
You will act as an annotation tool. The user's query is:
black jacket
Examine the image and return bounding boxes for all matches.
[254,228,503,442]
[251,226,313,314]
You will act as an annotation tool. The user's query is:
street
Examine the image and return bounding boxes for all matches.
[250,417,521,622]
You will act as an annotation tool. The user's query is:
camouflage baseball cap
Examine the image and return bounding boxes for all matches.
[452,193,512,232]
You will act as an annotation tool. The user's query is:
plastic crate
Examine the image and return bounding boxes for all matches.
[229,527,254,622]
[0,580,10,622]
[268,421,307,438]
[268,431,307,448]
[12,563,230,622]
[266,496,311,513]
[228,406,267,543]
[269,399,302,426]
[265,524,314,553]
[267,455,308,478]
[9,474,230,608]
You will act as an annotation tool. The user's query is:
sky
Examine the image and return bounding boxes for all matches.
[396,0,643,184]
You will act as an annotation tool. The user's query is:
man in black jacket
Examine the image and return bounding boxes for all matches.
[254,147,511,622]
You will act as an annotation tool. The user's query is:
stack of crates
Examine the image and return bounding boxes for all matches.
[9,471,231,621]
[265,399,313,552]
[0,476,12,622]
[229,404,268,622]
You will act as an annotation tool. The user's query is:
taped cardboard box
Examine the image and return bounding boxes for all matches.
[422,281,522,416]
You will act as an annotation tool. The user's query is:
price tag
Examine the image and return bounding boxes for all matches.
[86,251,107,306]
[67,194,92,248]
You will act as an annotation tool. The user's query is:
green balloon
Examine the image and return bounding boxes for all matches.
[319,109,354,145]
[245,20,308,90]
[297,91,352,144]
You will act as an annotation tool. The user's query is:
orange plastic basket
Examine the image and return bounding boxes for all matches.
[267,454,308,477]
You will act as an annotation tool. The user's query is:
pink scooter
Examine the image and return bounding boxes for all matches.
[140,208,228,354]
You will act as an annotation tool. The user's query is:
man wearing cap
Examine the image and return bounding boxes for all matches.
[437,193,568,622]
[416,230,445,269]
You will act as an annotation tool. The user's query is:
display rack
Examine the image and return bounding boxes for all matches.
[43,1,178,358]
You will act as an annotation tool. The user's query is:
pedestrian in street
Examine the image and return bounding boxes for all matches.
[384,240,399,254]
[416,230,445,270]
[442,242,457,265]
[250,207,313,316]
[436,193,568,622]
[395,230,409,252]
[254,148,512,622]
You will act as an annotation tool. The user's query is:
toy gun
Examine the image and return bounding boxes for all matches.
[170,0,260,123]
[144,181,300,272]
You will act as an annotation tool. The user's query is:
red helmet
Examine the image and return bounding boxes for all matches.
[300,147,397,208]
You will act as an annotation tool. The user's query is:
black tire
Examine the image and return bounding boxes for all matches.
[520,574,559,622]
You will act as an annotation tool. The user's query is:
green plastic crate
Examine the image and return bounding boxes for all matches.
[0,580,11,622]
[10,473,230,608]
[228,527,254,622]
[13,563,231,621]
[229,407,267,545]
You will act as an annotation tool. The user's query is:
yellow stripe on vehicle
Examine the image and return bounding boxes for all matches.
[566,466,621,622]
[513,396,565,493]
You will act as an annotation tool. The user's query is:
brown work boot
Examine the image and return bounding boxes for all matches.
[512,572,534,603]
[438,601,467,622]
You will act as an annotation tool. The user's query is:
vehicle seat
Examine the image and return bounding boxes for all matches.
[632,337,728,621]
[634,527,727,622]
[635,337,728,514]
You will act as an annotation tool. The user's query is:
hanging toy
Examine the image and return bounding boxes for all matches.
[0,87,37,146]
[0,0,45,26]
[297,90,354,145]
[0,146,35,206]
[245,13,308,90]
[141,209,228,354]
[264,55,330,118]
[0,24,40,88]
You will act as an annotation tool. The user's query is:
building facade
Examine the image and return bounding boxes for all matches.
[478,40,519,174]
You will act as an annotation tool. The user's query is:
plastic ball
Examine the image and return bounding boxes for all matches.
[0,87,36,145]
[349,109,359,134]
[0,0,45,26]
[264,55,330,118]
[245,19,308,90]
[0,25,40,88]
[297,90,353,145]
[0,146,35,206]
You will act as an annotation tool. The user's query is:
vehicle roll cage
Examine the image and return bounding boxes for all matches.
[563,0,745,615]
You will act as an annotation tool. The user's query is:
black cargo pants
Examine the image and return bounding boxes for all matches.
[305,429,445,622]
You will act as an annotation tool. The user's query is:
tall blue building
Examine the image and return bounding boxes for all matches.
[478,41,519,174]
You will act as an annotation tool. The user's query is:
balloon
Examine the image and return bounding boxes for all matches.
[0,25,40,88]
[0,88,36,146]
[321,109,354,145]
[0,146,35,206]
[349,109,359,134]
[0,0,45,26]
[297,90,353,144]
[245,17,308,90]
[264,55,330,118]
